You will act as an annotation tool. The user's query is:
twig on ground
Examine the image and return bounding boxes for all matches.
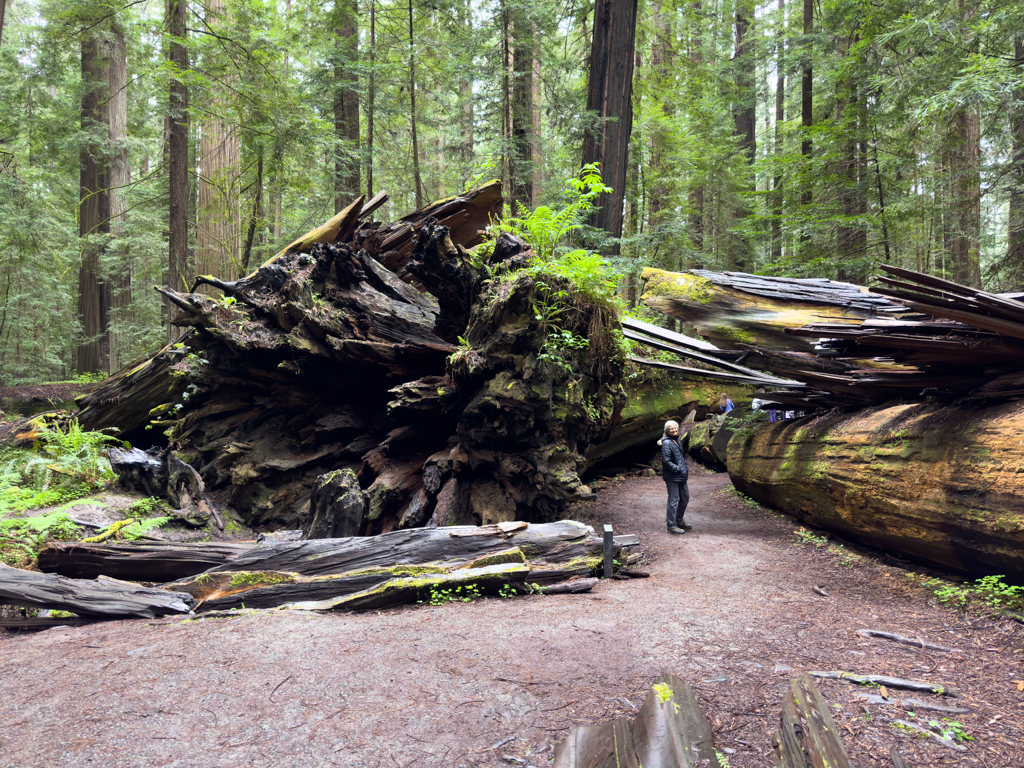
[856,628,959,653]
[811,671,961,697]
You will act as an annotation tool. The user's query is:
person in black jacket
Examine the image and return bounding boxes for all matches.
[660,420,691,534]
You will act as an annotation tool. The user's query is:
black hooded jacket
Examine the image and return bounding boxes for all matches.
[661,436,688,483]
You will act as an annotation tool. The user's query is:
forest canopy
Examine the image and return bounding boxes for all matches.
[0,0,1022,385]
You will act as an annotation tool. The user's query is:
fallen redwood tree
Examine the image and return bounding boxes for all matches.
[67,184,626,535]
[727,401,1024,580]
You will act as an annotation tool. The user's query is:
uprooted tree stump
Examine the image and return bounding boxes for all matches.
[70,184,627,536]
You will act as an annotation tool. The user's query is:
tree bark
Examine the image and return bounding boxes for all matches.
[1007,36,1024,284]
[688,1,704,256]
[367,0,376,198]
[107,23,130,372]
[166,0,190,340]
[408,0,423,208]
[77,26,112,375]
[334,0,361,212]
[731,0,755,271]
[510,10,534,209]
[800,0,812,218]
[948,110,981,288]
[196,0,241,297]
[771,0,784,263]
[582,0,639,247]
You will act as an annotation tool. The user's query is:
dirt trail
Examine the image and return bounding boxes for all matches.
[2,465,1021,768]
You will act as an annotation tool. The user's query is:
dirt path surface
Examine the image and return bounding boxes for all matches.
[2,465,1022,768]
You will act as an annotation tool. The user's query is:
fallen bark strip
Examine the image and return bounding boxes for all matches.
[855,628,960,653]
[811,671,961,698]
[553,674,724,768]
[539,578,598,595]
[891,719,968,751]
[281,562,529,612]
[38,541,256,581]
[0,563,195,619]
[891,749,911,768]
[772,673,852,768]
[0,616,98,630]
[854,692,971,715]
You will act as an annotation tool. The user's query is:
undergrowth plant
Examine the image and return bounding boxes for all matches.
[910,572,1024,613]
[420,583,483,606]
[483,165,628,378]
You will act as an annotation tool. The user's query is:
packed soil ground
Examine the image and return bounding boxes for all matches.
[1,462,1022,768]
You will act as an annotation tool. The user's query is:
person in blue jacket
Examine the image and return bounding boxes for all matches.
[660,420,691,535]
[719,392,735,414]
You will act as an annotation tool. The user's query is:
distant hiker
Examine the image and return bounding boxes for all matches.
[660,420,690,535]
[751,388,767,411]
[719,392,735,414]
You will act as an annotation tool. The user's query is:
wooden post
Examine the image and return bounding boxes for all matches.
[603,524,614,578]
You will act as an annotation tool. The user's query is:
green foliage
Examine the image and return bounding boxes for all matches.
[125,496,167,518]
[793,527,829,549]
[913,573,1024,613]
[0,510,82,567]
[419,583,483,606]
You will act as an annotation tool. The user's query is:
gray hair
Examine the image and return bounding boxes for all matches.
[662,420,679,440]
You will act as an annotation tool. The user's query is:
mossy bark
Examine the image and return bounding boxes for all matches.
[727,402,1024,578]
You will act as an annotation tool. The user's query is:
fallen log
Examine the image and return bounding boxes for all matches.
[772,673,852,768]
[539,578,598,594]
[891,718,968,751]
[728,401,1024,580]
[0,563,195,619]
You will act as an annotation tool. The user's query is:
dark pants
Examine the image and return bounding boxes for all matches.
[665,481,689,528]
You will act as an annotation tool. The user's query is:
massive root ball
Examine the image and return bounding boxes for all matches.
[75,188,626,536]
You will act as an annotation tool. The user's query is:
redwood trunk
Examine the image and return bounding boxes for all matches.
[582,0,639,246]
[166,0,189,338]
[334,0,361,212]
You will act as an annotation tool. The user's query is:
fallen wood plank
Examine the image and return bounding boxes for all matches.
[891,719,968,751]
[0,563,195,619]
[855,628,960,653]
[553,719,641,768]
[810,671,961,698]
[891,748,912,768]
[853,692,971,715]
[772,673,852,768]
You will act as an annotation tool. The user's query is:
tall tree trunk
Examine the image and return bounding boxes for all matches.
[582,0,640,249]
[1007,36,1024,284]
[771,0,784,263]
[241,148,263,271]
[77,27,112,375]
[836,37,867,283]
[531,53,542,207]
[408,0,423,209]
[197,0,241,295]
[688,1,704,256]
[0,0,7,49]
[800,0,813,221]
[457,0,473,192]
[510,12,534,209]
[647,0,673,233]
[107,23,130,372]
[949,109,982,287]
[167,0,190,340]
[334,0,360,212]
[367,0,376,199]
[499,0,511,198]
[731,0,755,270]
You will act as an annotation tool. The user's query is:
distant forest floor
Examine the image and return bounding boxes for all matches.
[1,463,1021,768]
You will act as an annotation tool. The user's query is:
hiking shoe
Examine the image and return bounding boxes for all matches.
[667,525,686,535]
[680,521,693,531]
